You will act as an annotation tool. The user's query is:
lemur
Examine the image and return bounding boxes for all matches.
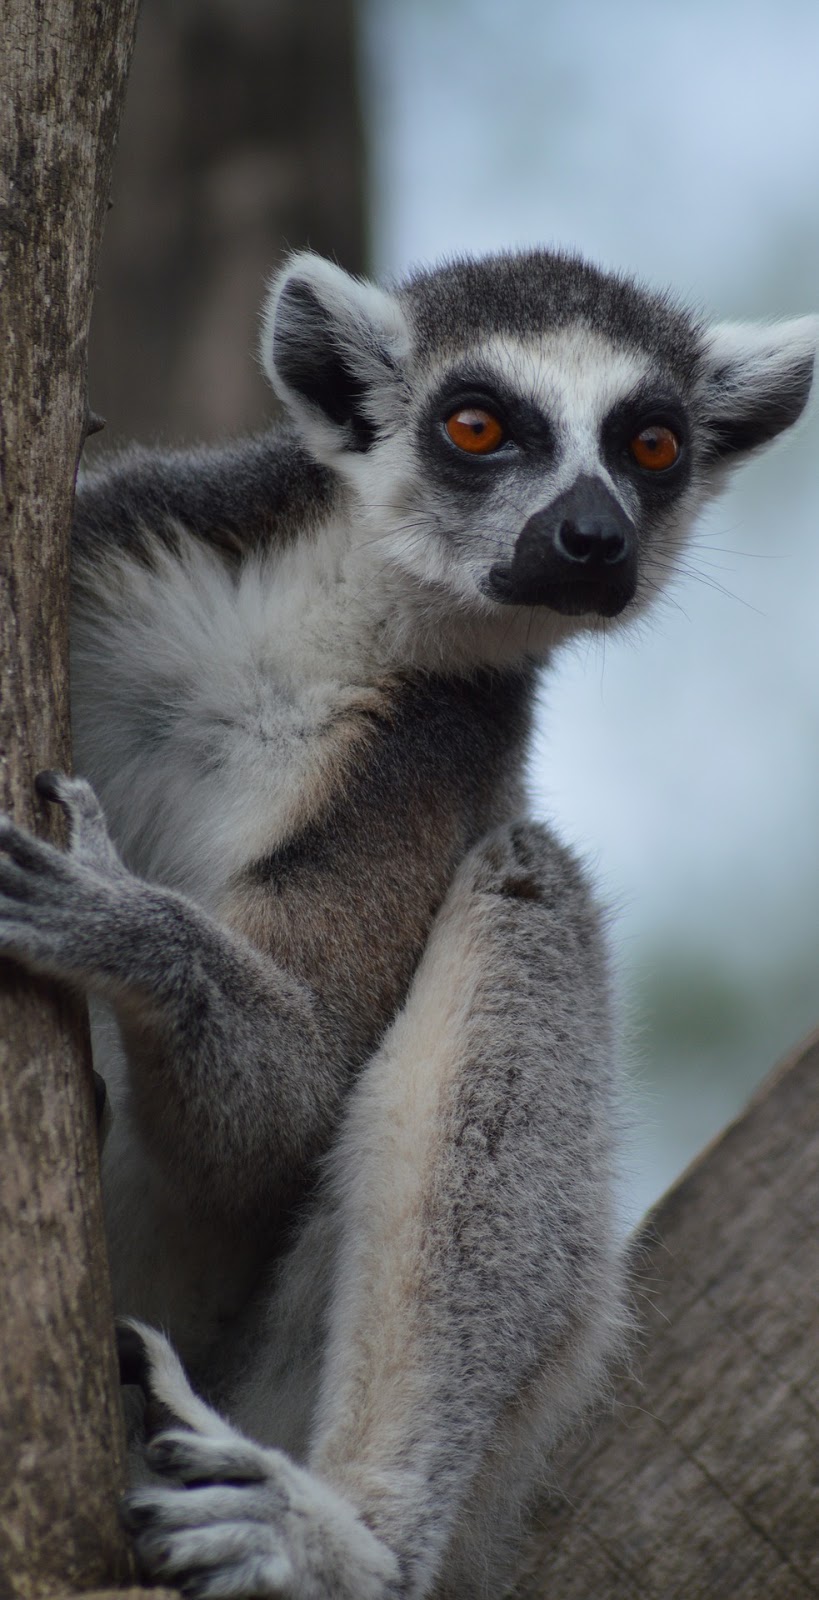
[0,248,815,1599]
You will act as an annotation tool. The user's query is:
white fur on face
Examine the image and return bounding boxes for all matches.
[471,328,650,513]
[259,261,817,676]
[330,326,683,668]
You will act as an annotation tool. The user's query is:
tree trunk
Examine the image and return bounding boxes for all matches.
[515,1028,819,1598]
[0,3,140,1594]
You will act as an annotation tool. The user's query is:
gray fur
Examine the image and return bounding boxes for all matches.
[0,246,815,1598]
[74,432,337,567]
[400,248,702,369]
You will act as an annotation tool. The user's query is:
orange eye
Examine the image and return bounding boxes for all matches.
[629,425,680,471]
[445,408,506,454]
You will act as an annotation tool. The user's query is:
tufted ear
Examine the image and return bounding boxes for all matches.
[260,253,410,456]
[700,316,818,461]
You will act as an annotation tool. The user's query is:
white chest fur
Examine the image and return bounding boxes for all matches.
[70,529,384,911]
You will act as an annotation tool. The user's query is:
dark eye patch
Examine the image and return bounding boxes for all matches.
[601,384,691,500]
[419,365,556,493]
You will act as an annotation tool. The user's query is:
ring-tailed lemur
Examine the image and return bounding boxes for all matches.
[0,248,815,1599]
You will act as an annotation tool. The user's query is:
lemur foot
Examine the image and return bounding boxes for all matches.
[121,1323,399,1600]
[0,772,126,977]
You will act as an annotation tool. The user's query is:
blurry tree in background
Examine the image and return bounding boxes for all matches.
[88,0,367,447]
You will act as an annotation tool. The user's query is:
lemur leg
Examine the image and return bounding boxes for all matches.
[124,823,628,1600]
[0,774,334,1218]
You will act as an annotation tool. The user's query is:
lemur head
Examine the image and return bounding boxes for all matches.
[261,249,816,661]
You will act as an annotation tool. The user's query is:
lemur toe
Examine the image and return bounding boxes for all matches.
[117,1320,185,1440]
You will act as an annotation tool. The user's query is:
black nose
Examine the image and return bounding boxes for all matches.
[555,515,628,567]
[486,475,638,618]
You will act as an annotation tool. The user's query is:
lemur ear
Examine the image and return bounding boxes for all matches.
[700,317,818,460]
[260,253,410,455]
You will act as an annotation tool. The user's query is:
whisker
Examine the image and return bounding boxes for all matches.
[691,542,776,561]
[352,521,432,552]
[647,556,762,614]
[637,572,692,623]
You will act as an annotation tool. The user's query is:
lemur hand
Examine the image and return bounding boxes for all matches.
[0,772,130,981]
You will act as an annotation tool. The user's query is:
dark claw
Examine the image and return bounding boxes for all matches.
[34,770,63,805]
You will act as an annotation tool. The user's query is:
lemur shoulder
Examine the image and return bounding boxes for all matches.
[0,248,815,1599]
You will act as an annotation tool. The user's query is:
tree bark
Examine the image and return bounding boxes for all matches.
[515,1028,819,1598]
[0,3,140,1594]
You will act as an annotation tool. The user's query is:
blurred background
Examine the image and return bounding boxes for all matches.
[89,0,819,1226]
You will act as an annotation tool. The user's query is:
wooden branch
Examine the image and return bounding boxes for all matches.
[0,4,140,1595]
[516,1029,819,1598]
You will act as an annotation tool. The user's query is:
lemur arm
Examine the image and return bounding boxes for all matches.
[0,773,339,1221]
[119,821,626,1600]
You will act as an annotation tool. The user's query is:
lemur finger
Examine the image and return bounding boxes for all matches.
[34,769,68,806]
[132,1524,291,1600]
[36,770,121,870]
[0,817,67,878]
[36,769,100,820]
[117,1321,186,1439]
[0,859,36,905]
[133,1516,290,1576]
[124,1483,275,1532]
[146,1429,272,1486]
[0,913,78,974]
[175,1559,292,1600]
[118,1318,160,1391]
[118,1320,242,1442]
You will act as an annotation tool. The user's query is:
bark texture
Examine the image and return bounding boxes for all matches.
[0,2,140,1594]
[516,1029,819,1598]
[52,1593,178,1600]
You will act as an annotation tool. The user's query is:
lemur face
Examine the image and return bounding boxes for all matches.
[261,250,816,643]
[407,327,693,620]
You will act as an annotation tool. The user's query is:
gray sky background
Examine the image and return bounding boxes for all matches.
[364,0,819,1220]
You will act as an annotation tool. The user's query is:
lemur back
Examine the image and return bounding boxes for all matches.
[0,246,814,1598]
